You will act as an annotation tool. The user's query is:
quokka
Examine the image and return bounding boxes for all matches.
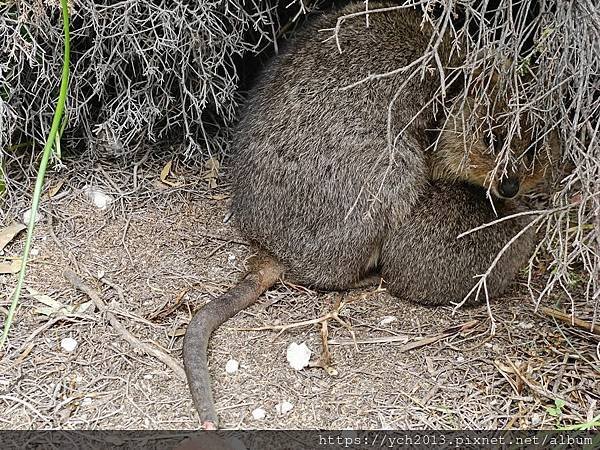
[183,2,559,428]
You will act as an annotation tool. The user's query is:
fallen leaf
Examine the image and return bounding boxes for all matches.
[160,160,173,182]
[159,160,182,187]
[15,342,35,365]
[0,223,26,252]
[169,327,187,338]
[28,287,63,309]
[47,179,65,198]
[27,287,92,317]
[0,259,22,274]
[203,157,220,189]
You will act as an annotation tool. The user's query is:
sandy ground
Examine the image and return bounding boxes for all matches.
[0,157,598,430]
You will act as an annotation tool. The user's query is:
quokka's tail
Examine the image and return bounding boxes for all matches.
[183,257,283,429]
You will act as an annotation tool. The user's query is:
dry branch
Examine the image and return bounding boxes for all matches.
[63,269,186,381]
[540,306,600,335]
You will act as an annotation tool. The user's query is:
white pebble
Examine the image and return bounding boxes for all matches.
[518,321,534,330]
[530,413,542,426]
[276,401,294,415]
[456,356,465,363]
[379,316,397,325]
[22,209,40,225]
[143,374,153,380]
[30,248,40,256]
[286,342,311,371]
[60,337,78,352]
[81,397,93,406]
[251,408,266,420]
[227,254,236,262]
[84,187,113,210]
[225,359,239,374]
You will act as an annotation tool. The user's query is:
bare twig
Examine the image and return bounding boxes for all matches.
[540,306,600,335]
[63,269,186,381]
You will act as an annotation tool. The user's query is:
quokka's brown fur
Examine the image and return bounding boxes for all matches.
[183,2,557,429]
[381,181,534,307]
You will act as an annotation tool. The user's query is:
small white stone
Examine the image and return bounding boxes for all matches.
[84,187,113,210]
[518,321,534,330]
[227,254,236,262]
[286,342,311,371]
[379,316,397,325]
[22,209,40,225]
[456,356,465,363]
[60,337,78,352]
[225,359,239,374]
[275,401,294,415]
[530,413,542,426]
[143,374,153,380]
[251,408,266,420]
[30,248,40,256]
[81,397,93,406]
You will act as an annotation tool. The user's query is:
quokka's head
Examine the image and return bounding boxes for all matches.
[432,97,561,199]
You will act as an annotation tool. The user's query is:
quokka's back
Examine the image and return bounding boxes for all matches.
[231,3,461,288]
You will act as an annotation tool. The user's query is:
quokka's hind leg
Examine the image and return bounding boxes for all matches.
[380,182,535,306]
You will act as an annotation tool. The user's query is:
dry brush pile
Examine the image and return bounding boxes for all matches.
[1,0,599,315]
[0,0,297,202]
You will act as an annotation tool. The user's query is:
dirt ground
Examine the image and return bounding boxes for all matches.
[0,156,598,430]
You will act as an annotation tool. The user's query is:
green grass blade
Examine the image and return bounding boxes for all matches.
[0,0,70,350]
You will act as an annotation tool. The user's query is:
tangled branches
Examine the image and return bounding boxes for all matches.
[0,0,288,200]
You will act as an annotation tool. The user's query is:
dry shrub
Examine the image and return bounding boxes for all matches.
[0,0,293,202]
